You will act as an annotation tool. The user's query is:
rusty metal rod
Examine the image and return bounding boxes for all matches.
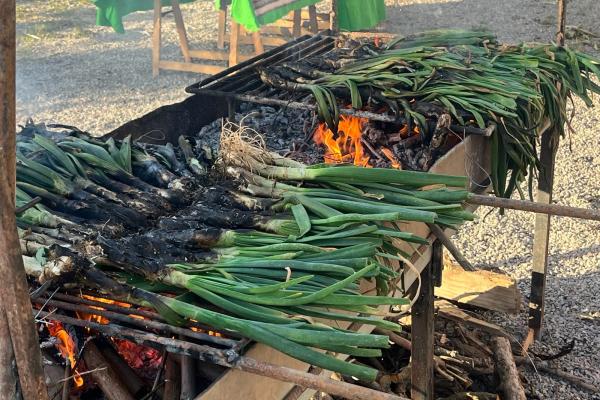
[54,291,236,339]
[35,297,237,348]
[15,196,42,214]
[34,310,234,365]
[467,194,600,222]
[199,89,492,136]
[36,310,405,400]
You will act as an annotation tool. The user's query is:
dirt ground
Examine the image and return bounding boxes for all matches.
[15,0,600,398]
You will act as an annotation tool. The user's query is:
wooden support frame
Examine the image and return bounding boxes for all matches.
[152,2,323,76]
[0,0,49,398]
[527,130,559,340]
[526,0,565,343]
[410,240,442,400]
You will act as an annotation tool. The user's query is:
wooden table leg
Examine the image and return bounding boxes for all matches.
[171,0,191,63]
[527,130,559,341]
[152,0,162,77]
[217,2,227,49]
[410,241,439,400]
[228,21,240,66]
[292,9,302,37]
[252,32,264,55]
[308,5,318,33]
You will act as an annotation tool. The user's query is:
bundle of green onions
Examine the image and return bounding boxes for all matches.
[262,29,600,199]
[17,122,477,381]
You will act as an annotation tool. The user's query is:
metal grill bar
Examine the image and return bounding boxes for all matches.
[34,296,238,348]
[186,33,491,136]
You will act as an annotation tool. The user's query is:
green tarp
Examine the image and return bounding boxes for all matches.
[92,0,197,33]
[93,0,385,33]
[217,0,385,32]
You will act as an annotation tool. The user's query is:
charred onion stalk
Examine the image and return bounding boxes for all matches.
[15,123,209,234]
[16,122,478,382]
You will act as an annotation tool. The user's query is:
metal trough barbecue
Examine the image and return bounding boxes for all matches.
[93,32,494,400]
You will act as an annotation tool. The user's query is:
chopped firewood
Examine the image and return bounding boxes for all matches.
[490,337,526,400]
[436,300,510,338]
[82,340,134,400]
[435,260,521,314]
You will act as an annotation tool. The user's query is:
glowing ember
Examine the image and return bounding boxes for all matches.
[381,147,402,169]
[313,115,370,167]
[112,338,163,380]
[47,321,84,388]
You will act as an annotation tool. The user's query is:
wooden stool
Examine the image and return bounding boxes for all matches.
[152,1,328,76]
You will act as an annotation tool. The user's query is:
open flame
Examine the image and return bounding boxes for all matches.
[47,321,84,388]
[313,115,403,169]
[313,115,371,167]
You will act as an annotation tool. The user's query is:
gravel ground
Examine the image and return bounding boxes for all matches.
[15,0,600,398]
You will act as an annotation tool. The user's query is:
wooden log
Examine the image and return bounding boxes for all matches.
[97,339,146,398]
[436,300,510,338]
[0,0,49,396]
[180,351,197,400]
[233,357,408,400]
[82,341,134,400]
[164,354,181,400]
[435,262,521,314]
[466,194,600,221]
[490,337,526,400]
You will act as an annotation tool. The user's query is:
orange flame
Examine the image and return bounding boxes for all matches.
[47,321,84,388]
[313,115,371,167]
[78,294,140,325]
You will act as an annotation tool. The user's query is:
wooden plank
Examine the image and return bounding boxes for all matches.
[435,261,521,314]
[188,49,228,61]
[528,129,558,339]
[410,242,437,400]
[158,60,225,74]
[171,0,191,63]
[436,300,510,338]
[152,0,162,77]
[187,50,254,63]
[260,25,294,37]
[225,34,288,47]
[271,18,329,31]
[228,21,240,66]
